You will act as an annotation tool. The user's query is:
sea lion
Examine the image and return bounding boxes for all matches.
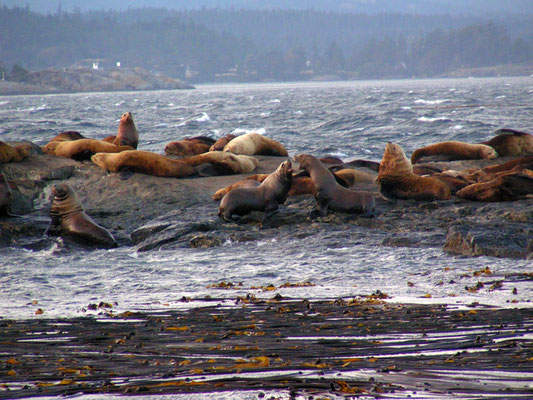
[377,143,451,201]
[345,159,381,172]
[181,152,258,175]
[48,131,86,142]
[295,154,376,218]
[0,172,13,216]
[113,112,139,149]
[43,138,134,161]
[218,160,293,221]
[101,135,117,144]
[223,132,288,156]
[47,183,117,248]
[212,175,267,200]
[91,150,197,178]
[481,129,533,157]
[210,134,236,151]
[164,136,216,157]
[0,141,31,164]
[456,169,533,202]
[411,141,498,164]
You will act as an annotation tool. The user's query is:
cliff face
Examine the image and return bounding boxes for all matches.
[0,67,194,95]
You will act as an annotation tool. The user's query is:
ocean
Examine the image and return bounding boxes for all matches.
[1,78,532,321]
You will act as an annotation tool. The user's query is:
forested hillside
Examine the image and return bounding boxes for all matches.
[1,6,532,83]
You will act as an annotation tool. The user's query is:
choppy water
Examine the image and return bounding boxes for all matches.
[1,78,532,320]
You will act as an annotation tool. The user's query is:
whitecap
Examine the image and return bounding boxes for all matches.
[417,116,448,122]
[231,127,266,135]
[414,99,447,105]
[451,125,463,130]
[195,112,210,122]
[114,101,125,106]
[495,95,506,99]
[269,99,281,103]
[401,106,412,110]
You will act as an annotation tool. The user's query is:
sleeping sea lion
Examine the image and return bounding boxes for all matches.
[456,169,533,202]
[210,134,237,151]
[181,152,258,175]
[113,112,139,149]
[164,136,216,157]
[295,154,375,218]
[481,129,533,157]
[0,141,31,164]
[91,150,197,178]
[223,132,288,156]
[411,141,498,164]
[218,160,293,221]
[47,183,117,248]
[377,143,451,201]
[47,131,86,142]
[43,139,133,161]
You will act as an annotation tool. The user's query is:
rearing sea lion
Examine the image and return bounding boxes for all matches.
[46,183,117,248]
[411,141,497,164]
[113,112,139,149]
[218,160,293,221]
[295,154,376,218]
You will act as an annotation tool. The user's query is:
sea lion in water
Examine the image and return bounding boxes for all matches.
[481,129,533,157]
[181,152,258,175]
[0,172,13,216]
[43,139,134,161]
[91,150,197,178]
[47,183,117,248]
[411,141,498,164]
[295,154,376,218]
[113,112,139,149]
[210,134,236,151]
[218,160,293,221]
[164,136,216,157]
[456,169,533,202]
[223,132,288,156]
[0,141,31,164]
[377,143,451,201]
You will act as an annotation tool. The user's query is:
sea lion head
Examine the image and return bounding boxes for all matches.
[277,160,293,180]
[294,153,316,171]
[51,183,83,216]
[378,142,413,176]
[480,145,498,160]
[15,143,32,159]
[121,112,134,124]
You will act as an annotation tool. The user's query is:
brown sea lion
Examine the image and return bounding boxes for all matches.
[113,112,139,149]
[46,183,117,248]
[345,159,381,172]
[0,172,13,216]
[210,134,237,151]
[91,150,197,178]
[377,143,451,201]
[223,132,288,156]
[411,141,498,164]
[481,129,533,157]
[181,152,258,175]
[48,131,86,142]
[480,155,533,175]
[164,136,216,157]
[0,141,31,164]
[212,175,267,200]
[101,135,117,144]
[218,160,293,221]
[43,138,134,161]
[456,169,533,202]
[295,154,376,218]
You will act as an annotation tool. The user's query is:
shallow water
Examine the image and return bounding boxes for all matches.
[1,78,532,320]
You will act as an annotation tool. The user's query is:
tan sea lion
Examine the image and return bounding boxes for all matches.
[48,131,86,142]
[218,160,293,221]
[0,172,13,216]
[0,141,31,164]
[43,138,134,161]
[181,152,258,174]
[212,175,267,200]
[223,132,288,156]
[113,112,139,149]
[46,183,117,248]
[456,169,533,202]
[295,154,376,218]
[91,150,197,178]
[164,136,216,157]
[411,141,498,164]
[210,134,237,151]
[481,129,533,157]
[377,143,451,201]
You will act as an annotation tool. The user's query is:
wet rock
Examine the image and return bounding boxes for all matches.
[444,224,533,259]
[189,234,224,248]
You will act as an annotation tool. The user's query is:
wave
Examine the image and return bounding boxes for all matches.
[417,116,450,123]
[414,99,448,105]
[231,127,266,135]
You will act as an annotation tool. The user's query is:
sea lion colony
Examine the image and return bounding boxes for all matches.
[1,111,532,248]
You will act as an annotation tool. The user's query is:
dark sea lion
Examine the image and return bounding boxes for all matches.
[377,143,451,201]
[47,183,117,248]
[48,131,86,142]
[481,129,533,157]
[43,139,134,161]
[411,141,498,164]
[210,134,236,151]
[113,112,139,149]
[91,150,197,178]
[223,132,288,156]
[181,152,258,174]
[164,136,216,157]
[456,169,533,202]
[218,160,293,221]
[295,154,376,218]
[0,141,31,164]
[0,172,13,216]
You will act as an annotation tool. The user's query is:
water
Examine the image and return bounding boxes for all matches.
[1,78,532,320]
